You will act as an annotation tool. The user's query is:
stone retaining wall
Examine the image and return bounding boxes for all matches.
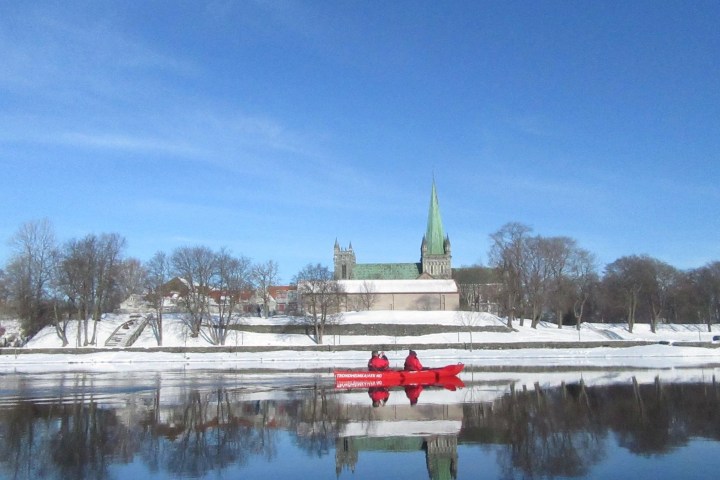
[4,340,718,357]
[230,323,512,336]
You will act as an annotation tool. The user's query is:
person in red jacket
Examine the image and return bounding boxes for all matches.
[404,350,423,371]
[368,350,389,371]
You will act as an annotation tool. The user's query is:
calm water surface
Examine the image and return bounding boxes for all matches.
[0,367,719,479]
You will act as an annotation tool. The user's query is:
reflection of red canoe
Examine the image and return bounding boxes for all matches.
[334,363,464,389]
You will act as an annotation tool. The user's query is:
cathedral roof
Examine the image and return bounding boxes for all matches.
[425,179,447,255]
[351,263,422,280]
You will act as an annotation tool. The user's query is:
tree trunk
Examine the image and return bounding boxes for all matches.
[157,310,163,346]
[574,295,587,331]
[530,304,540,329]
[313,322,320,344]
[707,305,713,333]
[53,304,69,347]
[83,316,89,346]
[627,297,635,334]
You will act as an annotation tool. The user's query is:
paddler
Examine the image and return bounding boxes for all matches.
[368,350,390,371]
[403,349,423,371]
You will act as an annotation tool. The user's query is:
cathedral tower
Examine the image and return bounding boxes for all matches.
[333,239,356,280]
[421,180,452,278]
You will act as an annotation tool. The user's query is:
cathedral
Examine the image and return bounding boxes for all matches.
[334,180,452,280]
[332,180,459,311]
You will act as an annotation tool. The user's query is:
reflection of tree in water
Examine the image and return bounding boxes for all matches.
[135,382,344,477]
[139,386,279,478]
[50,399,131,480]
[608,376,719,455]
[494,381,606,479]
[460,376,720,479]
[0,396,134,480]
[291,383,345,458]
[0,378,347,479]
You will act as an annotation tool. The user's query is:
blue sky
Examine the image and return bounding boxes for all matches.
[1,0,718,283]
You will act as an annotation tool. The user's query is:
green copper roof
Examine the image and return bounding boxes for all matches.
[351,263,422,280]
[425,180,446,255]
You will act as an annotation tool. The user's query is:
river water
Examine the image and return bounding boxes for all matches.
[0,366,719,479]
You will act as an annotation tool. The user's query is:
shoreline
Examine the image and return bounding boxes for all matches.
[2,342,720,374]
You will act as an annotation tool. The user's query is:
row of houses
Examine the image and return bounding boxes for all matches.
[119,278,299,316]
[120,276,499,316]
[120,277,458,316]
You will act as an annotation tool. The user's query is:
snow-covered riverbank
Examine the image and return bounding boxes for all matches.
[1,311,718,373]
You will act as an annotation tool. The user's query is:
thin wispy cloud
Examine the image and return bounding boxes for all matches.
[0,7,196,110]
[57,132,204,158]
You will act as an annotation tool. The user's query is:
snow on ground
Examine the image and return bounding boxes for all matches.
[21,310,720,349]
[0,310,716,373]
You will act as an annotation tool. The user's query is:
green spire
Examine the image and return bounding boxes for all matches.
[425,180,446,255]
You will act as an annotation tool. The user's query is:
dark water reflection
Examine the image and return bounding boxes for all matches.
[0,368,719,479]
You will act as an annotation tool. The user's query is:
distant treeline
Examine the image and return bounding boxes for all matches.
[453,222,719,333]
[1,220,719,340]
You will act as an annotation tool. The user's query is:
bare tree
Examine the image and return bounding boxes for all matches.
[646,259,678,333]
[692,262,720,332]
[525,236,554,328]
[489,223,532,328]
[543,237,576,329]
[455,310,482,350]
[206,249,251,345]
[569,249,598,330]
[117,258,146,304]
[56,237,94,346]
[54,233,126,346]
[251,260,279,318]
[459,283,480,312]
[5,219,57,336]
[145,251,170,345]
[89,233,126,344]
[454,265,499,311]
[171,246,216,338]
[0,268,9,314]
[489,226,602,331]
[49,296,71,347]
[602,255,664,333]
[358,280,378,311]
[602,255,679,333]
[295,263,344,344]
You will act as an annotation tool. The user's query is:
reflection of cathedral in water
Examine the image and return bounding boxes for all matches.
[336,436,458,480]
[334,399,463,480]
[425,436,459,480]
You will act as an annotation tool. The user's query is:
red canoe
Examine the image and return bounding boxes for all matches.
[334,363,464,389]
[335,374,465,390]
